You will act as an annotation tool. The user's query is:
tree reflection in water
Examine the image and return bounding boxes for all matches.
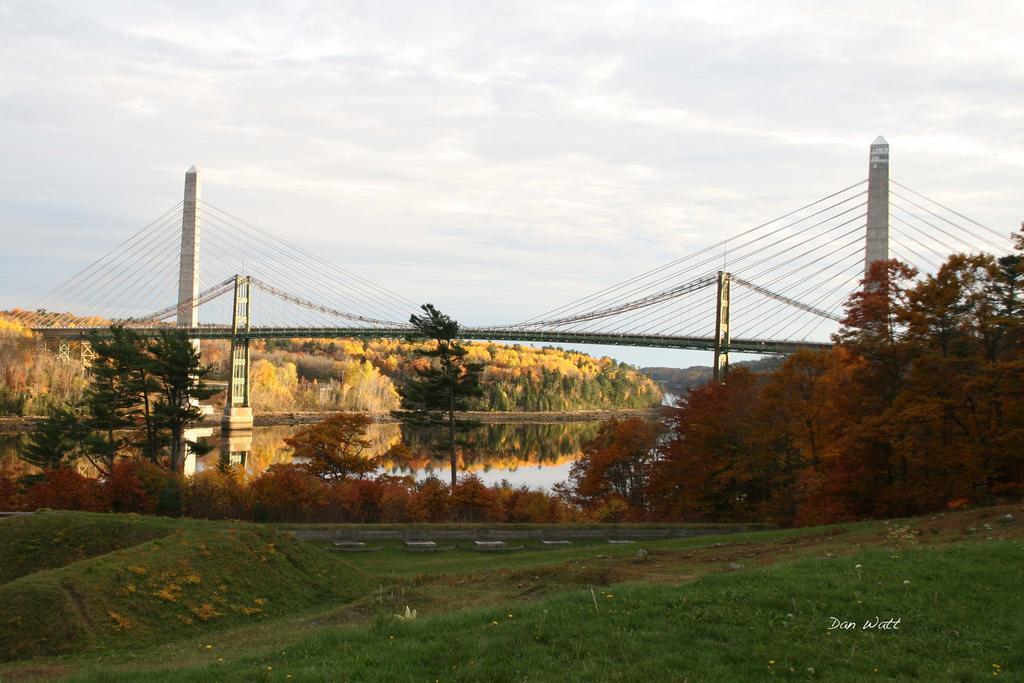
[1,421,602,489]
[193,422,600,485]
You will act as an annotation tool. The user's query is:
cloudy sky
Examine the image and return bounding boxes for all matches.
[1,1,1021,368]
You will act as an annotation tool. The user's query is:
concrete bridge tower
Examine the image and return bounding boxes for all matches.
[865,136,889,275]
[176,166,201,329]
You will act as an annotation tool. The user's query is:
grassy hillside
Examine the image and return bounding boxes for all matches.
[0,512,176,584]
[0,513,371,661]
[65,541,1024,682]
[0,505,1021,680]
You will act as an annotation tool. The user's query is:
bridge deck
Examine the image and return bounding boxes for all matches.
[33,326,832,355]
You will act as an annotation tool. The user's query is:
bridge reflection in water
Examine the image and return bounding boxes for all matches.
[184,421,601,489]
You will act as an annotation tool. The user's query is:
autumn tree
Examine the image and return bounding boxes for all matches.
[395,304,483,486]
[286,413,379,480]
[834,259,918,385]
[47,327,215,474]
[560,418,661,515]
[648,369,764,522]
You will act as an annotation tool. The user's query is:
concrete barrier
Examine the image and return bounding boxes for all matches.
[288,524,765,542]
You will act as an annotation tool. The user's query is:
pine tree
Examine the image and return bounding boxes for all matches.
[81,327,142,474]
[147,331,217,473]
[22,405,87,470]
[395,304,483,485]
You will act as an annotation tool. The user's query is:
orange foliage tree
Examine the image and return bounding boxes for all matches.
[285,413,379,480]
[560,418,661,518]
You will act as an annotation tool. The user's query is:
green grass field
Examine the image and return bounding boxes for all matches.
[1,506,1021,681]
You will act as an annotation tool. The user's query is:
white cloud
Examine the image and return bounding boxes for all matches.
[0,0,1021,366]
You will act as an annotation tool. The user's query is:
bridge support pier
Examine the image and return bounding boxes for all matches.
[222,275,253,431]
[219,430,252,470]
[713,271,731,383]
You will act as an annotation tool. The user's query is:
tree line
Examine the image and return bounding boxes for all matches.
[559,231,1023,524]
[244,336,663,413]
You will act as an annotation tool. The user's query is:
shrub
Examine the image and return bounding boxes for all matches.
[449,475,496,522]
[414,477,451,522]
[249,464,324,522]
[25,468,104,511]
[0,475,22,510]
[185,469,249,520]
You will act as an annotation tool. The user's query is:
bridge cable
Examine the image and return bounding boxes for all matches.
[657,225,866,338]
[26,206,183,326]
[93,228,191,322]
[199,216,392,328]
[745,258,863,342]
[524,200,867,331]
[798,269,870,341]
[199,210,413,325]
[46,211,184,325]
[200,202,419,314]
[33,209,184,327]
[517,191,868,327]
[510,181,868,326]
[17,202,183,323]
[670,238,864,339]
[889,233,941,271]
[198,225,370,329]
[889,212,961,256]
[889,192,1008,254]
[891,180,1013,243]
[759,260,867,341]
[200,212,393,326]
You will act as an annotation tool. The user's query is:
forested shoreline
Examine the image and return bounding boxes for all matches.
[0,323,662,416]
[1,231,1020,527]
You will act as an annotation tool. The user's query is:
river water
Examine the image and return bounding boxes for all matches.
[0,421,603,490]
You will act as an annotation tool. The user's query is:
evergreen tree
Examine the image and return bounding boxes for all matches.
[147,331,217,473]
[81,327,143,474]
[395,304,483,485]
[22,405,87,470]
[126,337,163,462]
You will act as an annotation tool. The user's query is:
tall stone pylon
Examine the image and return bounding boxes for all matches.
[176,166,210,418]
[176,166,201,328]
[865,136,889,276]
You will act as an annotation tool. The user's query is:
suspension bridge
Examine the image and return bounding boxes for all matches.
[10,137,1014,429]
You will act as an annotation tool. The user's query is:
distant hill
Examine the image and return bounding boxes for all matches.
[641,357,785,395]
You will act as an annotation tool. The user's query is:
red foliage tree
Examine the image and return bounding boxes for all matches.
[25,468,104,512]
[449,475,496,522]
[562,418,661,519]
[414,477,451,522]
[648,370,761,522]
